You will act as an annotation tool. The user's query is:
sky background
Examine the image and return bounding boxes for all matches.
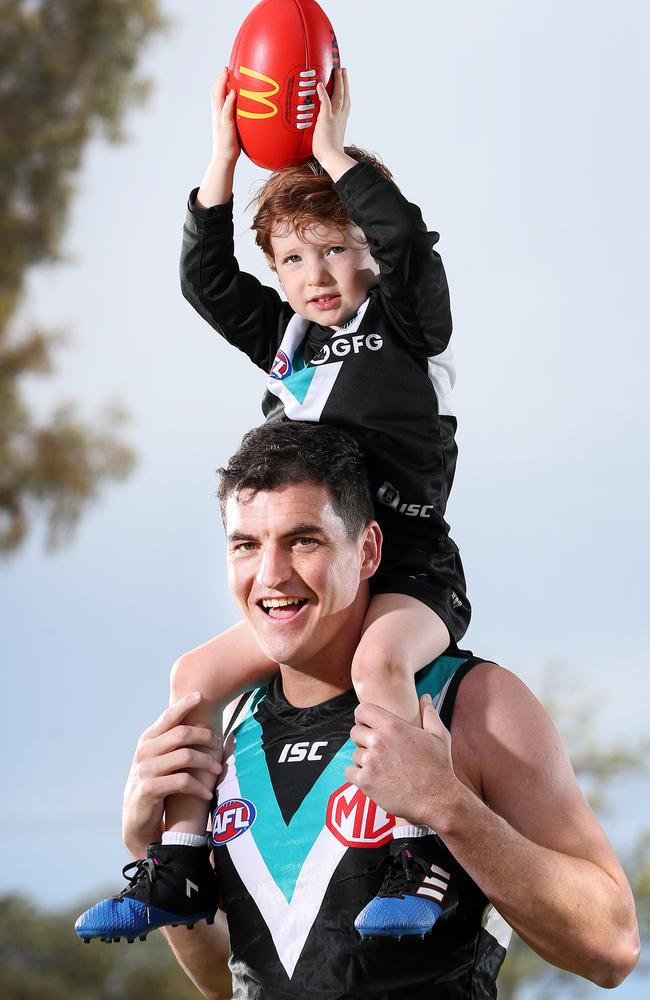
[2,0,649,994]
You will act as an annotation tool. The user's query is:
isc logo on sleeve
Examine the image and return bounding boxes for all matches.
[212,797,257,846]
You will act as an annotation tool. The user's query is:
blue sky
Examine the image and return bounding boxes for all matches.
[2,1,648,993]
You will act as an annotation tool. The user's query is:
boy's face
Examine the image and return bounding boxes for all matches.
[270,223,380,329]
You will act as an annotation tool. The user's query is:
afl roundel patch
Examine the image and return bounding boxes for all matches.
[269,350,292,380]
[212,797,257,846]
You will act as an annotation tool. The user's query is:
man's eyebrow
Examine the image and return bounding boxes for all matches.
[227,530,257,544]
[226,524,326,543]
[284,523,326,538]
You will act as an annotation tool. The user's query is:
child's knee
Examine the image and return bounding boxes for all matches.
[169,651,200,703]
[351,641,410,699]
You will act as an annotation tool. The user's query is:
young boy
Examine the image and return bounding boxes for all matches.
[76,68,469,943]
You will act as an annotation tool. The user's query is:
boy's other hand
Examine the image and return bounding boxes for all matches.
[197,68,241,208]
[312,67,356,182]
[210,67,241,168]
[121,692,222,858]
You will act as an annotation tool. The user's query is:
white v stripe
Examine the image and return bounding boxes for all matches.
[222,752,347,978]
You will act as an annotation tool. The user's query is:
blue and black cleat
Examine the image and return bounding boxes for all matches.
[75,842,218,943]
[355,837,456,940]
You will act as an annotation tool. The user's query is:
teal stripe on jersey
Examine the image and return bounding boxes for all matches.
[416,654,469,699]
[282,343,317,405]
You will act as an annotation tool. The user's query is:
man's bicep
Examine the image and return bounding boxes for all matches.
[453,664,623,874]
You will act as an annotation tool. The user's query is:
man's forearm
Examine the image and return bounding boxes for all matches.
[434,782,639,988]
[162,915,230,1000]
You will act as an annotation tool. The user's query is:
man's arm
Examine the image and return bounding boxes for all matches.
[122,694,230,1000]
[347,663,640,988]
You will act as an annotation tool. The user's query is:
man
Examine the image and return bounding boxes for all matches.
[120,420,638,999]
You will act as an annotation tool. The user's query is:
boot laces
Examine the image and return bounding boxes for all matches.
[113,856,173,922]
[377,847,433,898]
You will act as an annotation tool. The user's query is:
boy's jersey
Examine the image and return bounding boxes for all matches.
[180,161,463,558]
[211,652,511,999]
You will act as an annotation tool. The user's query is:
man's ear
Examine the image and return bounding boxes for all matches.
[359,521,382,582]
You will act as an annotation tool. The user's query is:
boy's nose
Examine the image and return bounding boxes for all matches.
[306,262,332,285]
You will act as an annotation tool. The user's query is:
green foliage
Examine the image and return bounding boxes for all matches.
[0,894,229,999]
[0,0,167,554]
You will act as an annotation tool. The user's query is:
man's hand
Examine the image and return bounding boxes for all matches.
[196,68,241,208]
[312,68,357,183]
[346,694,462,826]
[122,692,222,858]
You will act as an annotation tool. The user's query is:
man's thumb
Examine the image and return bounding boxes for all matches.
[420,692,439,730]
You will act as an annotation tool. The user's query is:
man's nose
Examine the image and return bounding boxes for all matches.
[256,545,293,589]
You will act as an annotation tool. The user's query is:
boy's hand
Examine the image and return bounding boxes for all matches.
[312,68,357,182]
[209,67,241,167]
[121,692,222,858]
[196,68,241,208]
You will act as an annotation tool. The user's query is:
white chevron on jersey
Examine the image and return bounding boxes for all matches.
[221,745,348,979]
[265,299,369,421]
[481,904,513,950]
[427,344,456,418]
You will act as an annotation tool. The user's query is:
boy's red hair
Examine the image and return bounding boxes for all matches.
[250,146,394,265]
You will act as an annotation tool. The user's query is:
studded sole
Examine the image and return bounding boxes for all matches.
[81,913,216,944]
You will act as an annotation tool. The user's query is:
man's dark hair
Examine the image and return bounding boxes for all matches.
[217,421,374,538]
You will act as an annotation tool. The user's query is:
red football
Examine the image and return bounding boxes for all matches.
[228,0,341,170]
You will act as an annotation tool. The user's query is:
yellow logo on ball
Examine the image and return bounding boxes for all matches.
[237,66,280,119]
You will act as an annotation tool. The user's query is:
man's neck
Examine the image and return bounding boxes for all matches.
[278,660,354,708]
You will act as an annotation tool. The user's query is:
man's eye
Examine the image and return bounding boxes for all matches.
[233,542,256,553]
[294,537,318,547]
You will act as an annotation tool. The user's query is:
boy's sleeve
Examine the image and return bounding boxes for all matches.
[179,190,293,373]
[333,161,452,359]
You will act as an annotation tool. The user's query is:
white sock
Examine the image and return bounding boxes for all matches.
[161,831,207,848]
[392,825,435,839]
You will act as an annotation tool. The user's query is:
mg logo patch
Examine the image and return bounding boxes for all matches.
[325,782,395,848]
[269,350,292,380]
[212,797,257,846]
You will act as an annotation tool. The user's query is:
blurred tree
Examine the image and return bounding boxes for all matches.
[0,0,166,554]
[0,894,231,999]
[498,678,649,999]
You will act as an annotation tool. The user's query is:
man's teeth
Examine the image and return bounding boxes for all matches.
[262,598,304,608]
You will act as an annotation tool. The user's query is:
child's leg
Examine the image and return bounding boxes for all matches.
[351,592,449,727]
[74,619,277,943]
[351,593,456,940]
[164,619,277,837]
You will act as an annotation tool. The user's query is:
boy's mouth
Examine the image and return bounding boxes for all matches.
[310,294,341,311]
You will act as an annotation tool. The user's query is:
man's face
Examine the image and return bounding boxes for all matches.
[270,223,379,330]
[225,481,380,669]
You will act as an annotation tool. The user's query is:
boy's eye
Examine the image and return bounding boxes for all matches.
[284,254,302,264]
[327,246,345,256]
